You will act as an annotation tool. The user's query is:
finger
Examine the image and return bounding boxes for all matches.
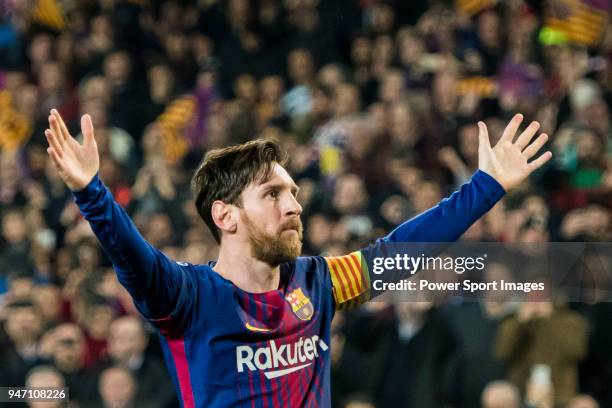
[48,114,66,147]
[515,121,540,150]
[523,133,548,160]
[47,147,64,170]
[500,113,524,143]
[478,121,491,150]
[45,128,63,158]
[528,151,553,172]
[81,114,96,148]
[51,109,71,142]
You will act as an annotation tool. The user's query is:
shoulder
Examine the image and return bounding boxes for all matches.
[293,255,330,274]
[171,261,233,294]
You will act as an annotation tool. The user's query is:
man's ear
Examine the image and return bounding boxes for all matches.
[211,201,238,235]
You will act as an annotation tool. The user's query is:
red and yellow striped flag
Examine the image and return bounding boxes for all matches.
[0,90,32,151]
[455,0,497,15]
[456,76,498,97]
[156,95,196,165]
[31,0,66,31]
[544,0,610,47]
[324,251,371,309]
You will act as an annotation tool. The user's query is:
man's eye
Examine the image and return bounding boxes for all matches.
[268,190,279,199]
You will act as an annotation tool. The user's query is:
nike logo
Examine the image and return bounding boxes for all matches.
[264,363,311,379]
[245,322,272,333]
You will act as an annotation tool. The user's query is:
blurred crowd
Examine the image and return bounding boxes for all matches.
[1,0,611,407]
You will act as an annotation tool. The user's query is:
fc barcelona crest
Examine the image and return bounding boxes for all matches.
[285,288,314,321]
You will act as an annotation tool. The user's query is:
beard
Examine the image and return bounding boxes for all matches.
[241,211,303,267]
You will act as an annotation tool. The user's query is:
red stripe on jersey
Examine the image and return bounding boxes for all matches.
[167,338,195,408]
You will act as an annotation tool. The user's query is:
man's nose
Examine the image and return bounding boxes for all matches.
[284,194,303,217]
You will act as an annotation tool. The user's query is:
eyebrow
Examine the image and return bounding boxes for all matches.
[262,181,300,195]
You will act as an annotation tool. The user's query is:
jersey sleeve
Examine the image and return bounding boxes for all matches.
[73,174,202,335]
[324,170,505,310]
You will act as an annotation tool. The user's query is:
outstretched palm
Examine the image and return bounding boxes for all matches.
[478,114,552,191]
[45,109,99,191]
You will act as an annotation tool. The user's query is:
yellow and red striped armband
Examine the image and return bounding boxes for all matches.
[324,251,371,309]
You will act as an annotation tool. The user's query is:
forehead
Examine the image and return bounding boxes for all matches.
[250,163,296,190]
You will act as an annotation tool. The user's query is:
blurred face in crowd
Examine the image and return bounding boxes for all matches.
[108,316,148,364]
[4,71,27,92]
[372,35,394,66]
[164,31,189,61]
[26,367,65,408]
[2,211,27,243]
[432,70,458,114]
[32,284,62,325]
[379,70,404,104]
[86,304,115,340]
[51,324,86,373]
[5,304,42,345]
[389,100,417,145]
[9,277,34,299]
[332,174,368,214]
[229,0,250,26]
[148,64,175,102]
[398,30,424,66]
[567,394,600,408]
[333,83,361,117]
[482,381,520,408]
[145,213,174,247]
[288,49,315,85]
[238,163,303,266]
[99,367,136,408]
[38,61,64,94]
[103,51,131,88]
[306,214,332,251]
[351,36,371,66]
[346,120,374,160]
[370,3,395,34]
[411,180,441,213]
[317,64,344,90]
[259,75,284,104]
[28,34,53,67]
[459,124,479,166]
[79,75,112,107]
[15,83,38,119]
[575,129,603,165]
[478,10,501,49]
[234,74,258,104]
[91,14,113,41]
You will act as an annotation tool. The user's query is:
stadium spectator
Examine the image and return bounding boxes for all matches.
[97,365,137,408]
[0,300,44,386]
[25,365,66,408]
[495,301,588,406]
[103,315,177,407]
[481,380,521,408]
[567,394,600,408]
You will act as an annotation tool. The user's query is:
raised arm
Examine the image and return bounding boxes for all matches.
[324,114,552,308]
[45,110,197,333]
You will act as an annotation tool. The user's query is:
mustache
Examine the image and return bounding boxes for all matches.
[280,219,303,234]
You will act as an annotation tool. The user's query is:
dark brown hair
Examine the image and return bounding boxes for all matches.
[191,139,287,243]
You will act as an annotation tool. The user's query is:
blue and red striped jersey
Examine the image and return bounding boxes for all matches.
[72,170,504,407]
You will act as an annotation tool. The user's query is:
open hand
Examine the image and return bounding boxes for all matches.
[478,114,552,191]
[45,109,99,191]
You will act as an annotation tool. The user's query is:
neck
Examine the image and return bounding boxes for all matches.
[215,243,280,293]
